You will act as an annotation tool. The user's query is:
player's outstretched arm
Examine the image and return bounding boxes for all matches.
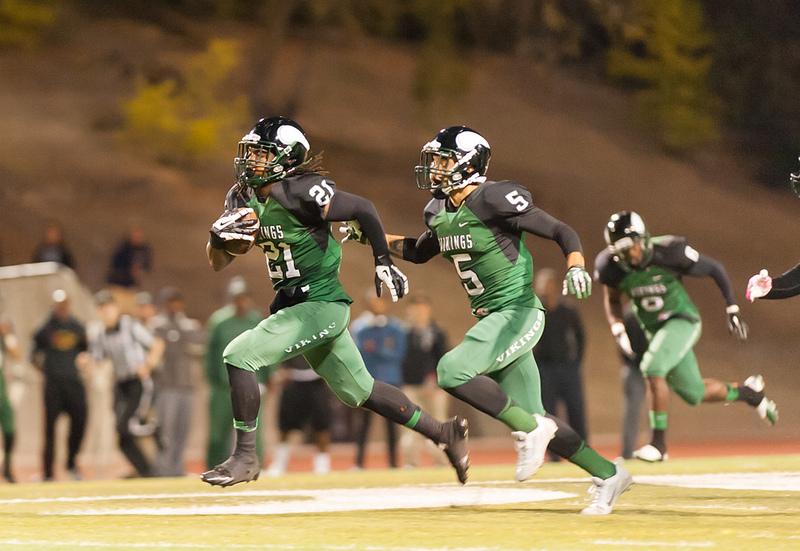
[324,191,409,301]
[603,285,634,358]
[687,252,748,340]
[387,232,440,264]
[511,205,591,299]
[747,263,800,301]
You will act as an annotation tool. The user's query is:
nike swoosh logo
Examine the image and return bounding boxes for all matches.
[458,222,469,227]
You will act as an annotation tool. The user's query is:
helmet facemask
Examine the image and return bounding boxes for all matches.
[415,145,487,195]
[607,234,652,271]
[235,139,298,188]
[790,156,800,198]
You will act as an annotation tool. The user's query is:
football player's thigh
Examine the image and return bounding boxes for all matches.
[640,319,701,379]
[223,301,349,372]
[666,350,705,406]
[490,352,545,415]
[303,329,374,408]
[437,307,544,388]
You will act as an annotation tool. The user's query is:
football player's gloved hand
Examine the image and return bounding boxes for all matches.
[209,208,258,248]
[611,321,635,359]
[375,254,409,303]
[746,269,772,302]
[338,220,368,245]
[726,305,749,341]
[562,265,592,299]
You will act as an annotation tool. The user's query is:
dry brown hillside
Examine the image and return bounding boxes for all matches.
[0,17,797,442]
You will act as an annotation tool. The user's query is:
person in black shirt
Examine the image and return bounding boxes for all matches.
[106,225,152,289]
[31,290,89,480]
[400,294,449,467]
[533,269,587,460]
[32,222,75,270]
[618,309,649,459]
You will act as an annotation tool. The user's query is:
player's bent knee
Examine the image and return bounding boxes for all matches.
[674,386,704,406]
[436,354,471,389]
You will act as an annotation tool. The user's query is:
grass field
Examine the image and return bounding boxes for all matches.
[1,454,799,550]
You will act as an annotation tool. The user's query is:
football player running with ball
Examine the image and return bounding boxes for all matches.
[202,117,469,487]
[343,126,631,515]
[596,211,778,463]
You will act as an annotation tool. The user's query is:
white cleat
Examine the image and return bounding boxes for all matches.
[632,444,668,463]
[512,414,557,482]
[581,461,634,515]
[744,374,779,426]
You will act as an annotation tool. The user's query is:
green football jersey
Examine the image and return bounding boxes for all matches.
[225,173,352,305]
[424,180,542,316]
[595,235,701,332]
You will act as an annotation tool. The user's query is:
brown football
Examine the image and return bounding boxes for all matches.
[223,208,259,256]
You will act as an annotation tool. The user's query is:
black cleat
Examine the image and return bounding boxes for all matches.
[439,416,470,485]
[201,451,260,487]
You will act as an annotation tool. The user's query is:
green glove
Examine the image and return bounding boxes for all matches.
[562,265,592,299]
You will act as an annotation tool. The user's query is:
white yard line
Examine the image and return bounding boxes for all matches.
[591,540,715,548]
[0,541,509,551]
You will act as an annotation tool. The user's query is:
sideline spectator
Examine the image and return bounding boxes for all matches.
[205,277,264,469]
[152,288,204,476]
[107,226,152,313]
[0,295,20,483]
[619,308,649,459]
[400,294,449,468]
[265,356,333,477]
[31,222,75,269]
[534,268,588,460]
[90,290,164,478]
[135,291,159,331]
[31,290,88,481]
[351,291,407,469]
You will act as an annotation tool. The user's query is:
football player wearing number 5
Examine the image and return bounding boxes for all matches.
[344,126,632,515]
[202,117,469,487]
[596,211,778,464]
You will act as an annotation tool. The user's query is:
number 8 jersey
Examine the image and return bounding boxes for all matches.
[224,173,352,305]
[594,235,701,332]
[424,180,543,316]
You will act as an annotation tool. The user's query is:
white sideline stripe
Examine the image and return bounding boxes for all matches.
[592,540,714,548]
[635,472,800,492]
[40,486,576,516]
[0,541,504,551]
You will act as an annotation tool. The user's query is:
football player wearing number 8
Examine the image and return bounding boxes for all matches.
[344,126,632,515]
[202,117,469,487]
[596,211,778,464]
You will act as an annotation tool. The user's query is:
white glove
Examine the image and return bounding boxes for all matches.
[375,256,409,303]
[338,220,368,244]
[746,269,772,302]
[211,208,258,243]
[611,321,635,359]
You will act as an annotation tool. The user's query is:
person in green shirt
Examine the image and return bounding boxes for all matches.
[0,303,19,483]
[201,117,468,487]
[344,125,631,515]
[596,211,778,463]
[205,276,264,470]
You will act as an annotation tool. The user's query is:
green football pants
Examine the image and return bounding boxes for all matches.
[437,306,546,414]
[223,301,374,407]
[641,318,705,406]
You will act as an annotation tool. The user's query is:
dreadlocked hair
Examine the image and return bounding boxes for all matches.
[294,151,327,176]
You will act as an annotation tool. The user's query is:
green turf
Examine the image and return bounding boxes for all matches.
[1,455,799,550]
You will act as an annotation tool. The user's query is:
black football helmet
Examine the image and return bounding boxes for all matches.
[604,211,652,271]
[415,126,491,195]
[234,117,310,188]
[790,156,800,197]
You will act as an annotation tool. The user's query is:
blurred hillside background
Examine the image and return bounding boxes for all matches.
[0,0,798,466]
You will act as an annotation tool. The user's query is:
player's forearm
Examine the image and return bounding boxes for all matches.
[688,254,736,306]
[765,263,800,299]
[566,251,585,268]
[387,231,440,264]
[207,241,235,272]
[604,287,625,326]
[326,192,390,258]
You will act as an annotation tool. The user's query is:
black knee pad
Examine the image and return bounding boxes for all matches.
[545,414,583,458]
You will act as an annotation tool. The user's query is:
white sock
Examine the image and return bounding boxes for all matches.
[313,452,331,475]
[267,443,291,475]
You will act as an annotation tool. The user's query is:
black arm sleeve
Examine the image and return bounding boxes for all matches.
[764,263,800,300]
[401,230,440,264]
[513,208,583,256]
[686,253,737,306]
[324,191,390,258]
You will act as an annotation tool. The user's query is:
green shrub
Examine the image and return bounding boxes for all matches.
[0,0,56,49]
